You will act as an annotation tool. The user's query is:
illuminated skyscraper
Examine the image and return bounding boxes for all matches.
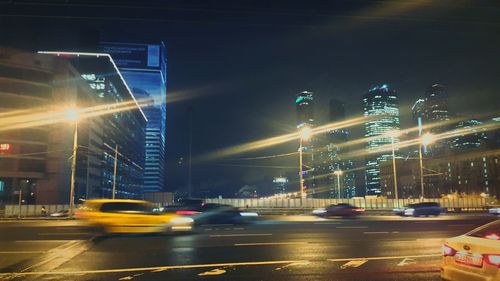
[425,84,450,125]
[363,84,400,195]
[101,42,167,193]
[296,91,314,128]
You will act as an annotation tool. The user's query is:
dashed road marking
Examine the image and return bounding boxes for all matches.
[328,253,441,262]
[209,233,272,237]
[340,260,367,269]
[0,260,308,277]
[363,231,389,234]
[313,222,341,225]
[234,242,308,246]
[336,226,368,229]
[198,268,226,276]
[38,233,89,236]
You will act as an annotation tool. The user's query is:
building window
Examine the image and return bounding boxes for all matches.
[0,180,4,192]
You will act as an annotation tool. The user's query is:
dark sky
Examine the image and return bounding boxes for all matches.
[2,0,500,196]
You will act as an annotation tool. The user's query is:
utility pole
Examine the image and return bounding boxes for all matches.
[17,188,22,219]
[69,122,78,217]
[187,106,193,198]
[112,144,118,199]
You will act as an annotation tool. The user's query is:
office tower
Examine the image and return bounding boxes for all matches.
[363,84,401,195]
[272,177,288,194]
[0,49,146,204]
[296,91,314,129]
[101,42,167,193]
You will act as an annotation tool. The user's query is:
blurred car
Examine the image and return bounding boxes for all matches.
[312,203,365,217]
[488,206,500,216]
[441,219,500,281]
[75,199,193,234]
[393,202,443,217]
[163,202,258,225]
[50,209,69,217]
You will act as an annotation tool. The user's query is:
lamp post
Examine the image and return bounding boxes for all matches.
[64,108,80,217]
[386,131,400,204]
[333,170,343,199]
[419,133,434,199]
[112,144,118,199]
[299,126,312,199]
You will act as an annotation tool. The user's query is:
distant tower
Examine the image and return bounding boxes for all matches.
[296,91,314,128]
[363,84,401,195]
[425,84,450,126]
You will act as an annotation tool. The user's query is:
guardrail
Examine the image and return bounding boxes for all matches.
[204,198,488,211]
[2,198,489,217]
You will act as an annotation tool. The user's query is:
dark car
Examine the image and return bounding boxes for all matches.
[312,203,365,217]
[163,203,257,225]
[394,202,443,217]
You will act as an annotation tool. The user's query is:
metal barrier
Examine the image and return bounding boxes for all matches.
[2,198,489,217]
[204,198,488,210]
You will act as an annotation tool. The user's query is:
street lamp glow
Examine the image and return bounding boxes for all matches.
[421,133,434,146]
[300,126,312,141]
[64,108,80,122]
[333,170,343,176]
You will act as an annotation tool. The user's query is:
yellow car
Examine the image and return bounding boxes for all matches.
[76,199,193,234]
[441,219,500,281]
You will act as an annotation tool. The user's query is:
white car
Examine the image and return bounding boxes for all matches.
[488,207,500,216]
[441,219,500,281]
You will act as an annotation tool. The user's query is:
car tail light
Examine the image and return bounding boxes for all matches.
[484,233,500,240]
[484,254,500,267]
[176,210,200,215]
[442,244,457,256]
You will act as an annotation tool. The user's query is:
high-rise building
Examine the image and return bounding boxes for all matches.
[450,119,487,151]
[101,42,167,193]
[314,99,356,198]
[425,84,450,125]
[272,177,288,194]
[363,84,401,195]
[0,49,147,205]
[295,91,314,196]
[296,91,314,128]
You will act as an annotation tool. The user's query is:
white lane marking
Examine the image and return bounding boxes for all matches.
[198,268,226,276]
[328,253,441,262]
[234,242,308,246]
[274,261,311,271]
[336,226,368,229]
[233,227,245,230]
[340,260,367,269]
[0,251,45,254]
[314,222,341,225]
[363,231,389,234]
[0,260,309,277]
[209,233,272,237]
[15,240,74,243]
[392,231,400,234]
[38,233,89,236]
[397,257,416,266]
[204,228,212,231]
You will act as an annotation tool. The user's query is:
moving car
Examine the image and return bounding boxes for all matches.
[165,203,258,225]
[393,202,443,217]
[312,203,365,217]
[76,199,193,234]
[50,209,69,217]
[488,206,500,216]
[441,219,500,281]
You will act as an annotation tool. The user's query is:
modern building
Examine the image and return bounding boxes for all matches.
[296,91,314,129]
[295,91,315,196]
[450,119,487,151]
[272,177,288,194]
[0,49,146,205]
[314,99,356,198]
[101,42,167,193]
[363,84,401,195]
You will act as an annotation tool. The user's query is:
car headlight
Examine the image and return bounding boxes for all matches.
[239,212,259,217]
[489,208,500,214]
[312,208,327,214]
[170,217,194,224]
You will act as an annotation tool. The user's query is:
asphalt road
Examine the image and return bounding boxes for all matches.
[0,214,497,281]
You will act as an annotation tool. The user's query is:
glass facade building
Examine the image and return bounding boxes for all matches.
[363,85,400,195]
[296,91,314,129]
[101,42,167,193]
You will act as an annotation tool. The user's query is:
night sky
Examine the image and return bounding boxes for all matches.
[2,1,500,196]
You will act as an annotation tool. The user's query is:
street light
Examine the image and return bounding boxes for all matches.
[333,170,343,199]
[419,133,434,199]
[298,126,312,198]
[65,108,80,217]
[386,131,400,204]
